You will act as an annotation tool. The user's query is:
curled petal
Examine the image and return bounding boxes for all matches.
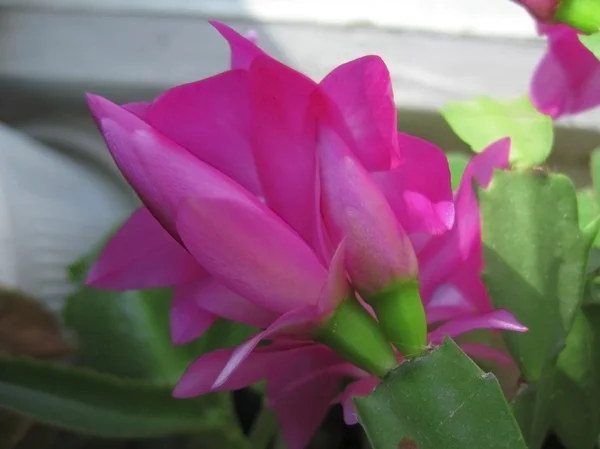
[210,20,266,70]
[176,197,326,313]
[428,309,527,343]
[174,345,284,398]
[338,377,380,425]
[320,56,397,171]
[86,207,205,290]
[212,306,319,388]
[171,283,217,344]
[146,70,261,194]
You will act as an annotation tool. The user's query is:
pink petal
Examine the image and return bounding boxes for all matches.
[248,54,322,250]
[210,20,267,70]
[212,306,319,388]
[268,345,358,400]
[171,283,217,344]
[518,0,559,23]
[531,24,600,117]
[338,377,380,425]
[176,277,278,328]
[373,133,454,243]
[174,345,288,397]
[314,93,417,296]
[176,197,327,314]
[85,207,205,290]
[425,283,477,324]
[269,369,341,449]
[428,309,527,343]
[425,261,492,321]
[419,138,510,305]
[146,70,261,194]
[86,93,260,239]
[122,102,150,120]
[244,30,258,45]
[316,241,350,316]
[460,343,515,366]
[320,56,397,171]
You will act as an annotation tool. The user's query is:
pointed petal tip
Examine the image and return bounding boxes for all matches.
[172,381,194,399]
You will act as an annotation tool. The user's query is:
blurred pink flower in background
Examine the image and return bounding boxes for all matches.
[530,24,600,118]
[515,0,558,23]
[86,21,526,449]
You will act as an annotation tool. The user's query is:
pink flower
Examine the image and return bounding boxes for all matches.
[86,21,415,379]
[530,24,600,118]
[172,140,526,449]
[85,21,526,449]
[515,0,559,23]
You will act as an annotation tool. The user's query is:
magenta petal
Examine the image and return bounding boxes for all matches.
[85,207,205,290]
[210,20,267,70]
[249,55,322,249]
[460,343,515,366]
[87,94,260,238]
[315,99,417,295]
[213,307,319,388]
[316,241,350,316]
[269,371,341,449]
[122,102,150,120]
[531,25,600,118]
[176,277,278,328]
[428,309,527,343]
[171,283,217,344]
[320,56,397,171]
[338,377,380,425]
[373,132,454,241]
[146,70,261,194]
[174,345,285,398]
[177,196,326,313]
[419,138,510,303]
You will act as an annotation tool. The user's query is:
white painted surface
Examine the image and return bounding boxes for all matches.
[0,0,538,38]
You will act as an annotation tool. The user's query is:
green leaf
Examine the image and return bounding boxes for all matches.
[551,304,600,449]
[576,189,600,247]
[478,169,600,448]
[446,152,470,190]
[0,355,247,446]
[590,149,600,206]
[579,33,600,60]
[65,237,254,384]
[441,96,554,167]
[479,169,599,381]
[354,339,526,449]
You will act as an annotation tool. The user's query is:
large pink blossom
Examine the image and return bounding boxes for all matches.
[530,23,600,118]
[86,21,526,449]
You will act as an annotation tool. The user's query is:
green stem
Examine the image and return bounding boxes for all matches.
[248,403,278,449]
[555,0,600,33]
[369,281,428,358]
[316,297,397,378]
